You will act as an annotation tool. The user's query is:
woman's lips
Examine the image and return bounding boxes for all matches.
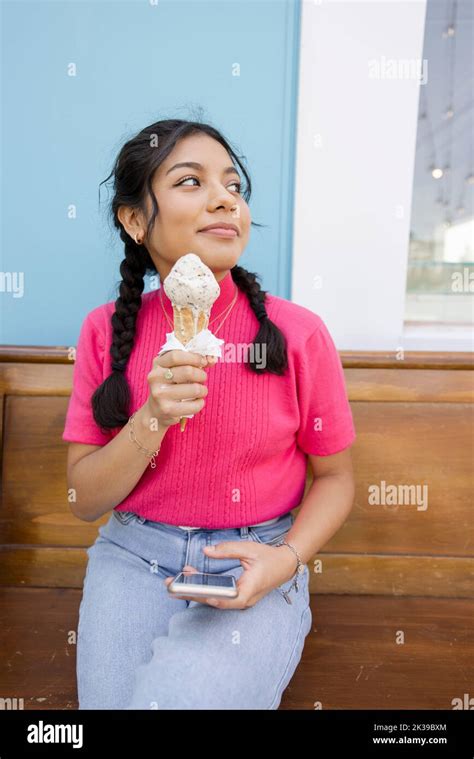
[198,228,238,238]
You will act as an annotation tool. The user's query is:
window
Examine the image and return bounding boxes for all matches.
[406,0,473,326]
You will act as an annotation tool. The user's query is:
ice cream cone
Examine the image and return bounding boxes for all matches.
[160,253,224,434]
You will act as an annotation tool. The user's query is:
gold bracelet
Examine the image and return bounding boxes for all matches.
[128,412,161,469]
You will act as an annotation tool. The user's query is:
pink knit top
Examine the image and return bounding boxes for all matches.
[62,271,356,528]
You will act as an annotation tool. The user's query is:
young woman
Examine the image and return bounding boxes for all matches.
[63,118,356,710]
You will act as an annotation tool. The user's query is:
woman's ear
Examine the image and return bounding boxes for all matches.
[117,205,144,241]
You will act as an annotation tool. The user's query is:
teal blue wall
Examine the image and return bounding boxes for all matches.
[1,0,301,345]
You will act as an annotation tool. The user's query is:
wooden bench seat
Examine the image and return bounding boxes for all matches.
[1,588,472,710]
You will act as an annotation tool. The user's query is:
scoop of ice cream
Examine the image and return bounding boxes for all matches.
[163,253,220,312]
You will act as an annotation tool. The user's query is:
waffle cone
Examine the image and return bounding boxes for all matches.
[173,305,209,433]
[172,305,209,346]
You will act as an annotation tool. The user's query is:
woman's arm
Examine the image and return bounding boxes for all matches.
[67,400,170,522]
[66,350,211,522]
[279,447,356,567]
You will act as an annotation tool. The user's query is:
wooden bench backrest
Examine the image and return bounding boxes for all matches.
[0,347,473,596]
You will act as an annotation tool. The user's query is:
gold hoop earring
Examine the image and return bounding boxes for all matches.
[134,234,142,245]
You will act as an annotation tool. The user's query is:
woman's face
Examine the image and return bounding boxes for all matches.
[135,132,251,282]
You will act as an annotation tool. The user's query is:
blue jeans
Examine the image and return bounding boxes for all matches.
[77,509,313,709]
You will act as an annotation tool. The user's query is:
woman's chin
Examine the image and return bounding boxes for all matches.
[191,248,241,271]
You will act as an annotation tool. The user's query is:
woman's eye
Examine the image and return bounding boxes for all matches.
[176,175,241,193]
[177,176,199,186]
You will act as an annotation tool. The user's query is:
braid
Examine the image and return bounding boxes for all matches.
[110,234,148,370]
[231,265,288,375]
[91,234,151,429]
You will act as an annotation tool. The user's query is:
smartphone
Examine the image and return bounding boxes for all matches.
[167,571,238,599]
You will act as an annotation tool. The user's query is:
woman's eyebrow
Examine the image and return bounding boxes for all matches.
[165,161,240,177]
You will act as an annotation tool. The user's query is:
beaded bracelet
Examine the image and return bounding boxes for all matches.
[128,412,161,469]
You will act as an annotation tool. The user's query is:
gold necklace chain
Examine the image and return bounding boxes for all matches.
[208,291,237,327]
[159,286,238,337]
[211,289,239,334]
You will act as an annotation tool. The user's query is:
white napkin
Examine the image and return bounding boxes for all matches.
[157,329,224,419]
[158,328,224,357]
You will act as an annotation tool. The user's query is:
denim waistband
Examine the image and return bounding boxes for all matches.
[176,515,282,531]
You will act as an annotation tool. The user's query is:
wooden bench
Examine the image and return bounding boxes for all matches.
[0,347,473,710]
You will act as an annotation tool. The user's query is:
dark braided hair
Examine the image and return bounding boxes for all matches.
[92,118,288,431]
